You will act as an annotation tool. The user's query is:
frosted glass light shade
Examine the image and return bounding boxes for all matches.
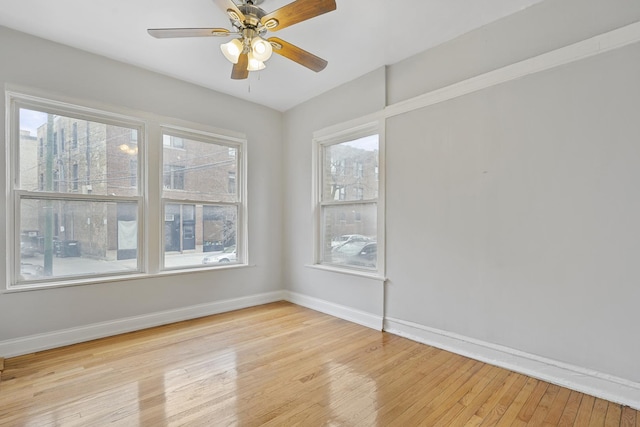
[247,53,266,71]
[250,37,273,62]
[220,39,243,64]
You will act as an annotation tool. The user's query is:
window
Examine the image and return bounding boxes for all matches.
[9,96,143,286]
[161,128,243,270]
[354,161,363,178]
[228,171,236,194]
[315,123,383,273]
[129,159,137,187]
[8,92,247,290]
[163,134,184,149]
[72,122,78,148]
[332,184,346,201]
[354,186,364,200]
[72,163,79,191]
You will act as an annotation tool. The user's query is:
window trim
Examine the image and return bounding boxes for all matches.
[5,89,248,292]
[159,125,247,272]
[7,93,146,290]
[312,120,385,278]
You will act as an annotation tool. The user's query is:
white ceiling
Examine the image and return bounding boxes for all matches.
[1,0,543,111]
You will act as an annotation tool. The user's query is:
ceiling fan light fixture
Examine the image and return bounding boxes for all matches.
[220,38,243,64]
[250,37,273,62]
[247,53,266,71]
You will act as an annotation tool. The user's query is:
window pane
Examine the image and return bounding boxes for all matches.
[162,134,238,202]
[322,203,377,269]
[18,108,139,196]
[163,204,238,269]
[322,135,379,202]
[18,198,139,282]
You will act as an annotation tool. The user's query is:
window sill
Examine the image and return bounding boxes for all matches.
[3,263,254,294]
[305,264,387,282]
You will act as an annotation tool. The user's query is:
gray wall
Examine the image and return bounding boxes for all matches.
[386,43,640,382]
[387,0,640,105]
[283,0,640,385]
[0,26,284,340]
[282,67,387,318]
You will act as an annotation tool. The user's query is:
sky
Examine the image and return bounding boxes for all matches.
[19,108,47,136]
[344,134,378,152]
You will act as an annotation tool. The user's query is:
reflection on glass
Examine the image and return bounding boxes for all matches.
[323,135,378,202]
[162,133,238,203]
[18,108,139,196]
[322,203,377,269]
[18,199,139,282]
[163,204,238,269]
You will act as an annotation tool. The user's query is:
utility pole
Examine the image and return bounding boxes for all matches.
[43,114,54,275]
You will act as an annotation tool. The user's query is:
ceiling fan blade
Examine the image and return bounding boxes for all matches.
[212,0,246,25]
[261,0,336,32]
[147,28,231,38]
[231,53,249,80]
[268,37,327,72]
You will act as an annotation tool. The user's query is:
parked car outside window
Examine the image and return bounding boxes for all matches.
[350,242,377,268]
[202,246,237,264]
[331,234,370,248]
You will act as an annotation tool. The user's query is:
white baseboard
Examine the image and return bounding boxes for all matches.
[283,291,383,331]
[0,290,285,358]
[384,316,640,411]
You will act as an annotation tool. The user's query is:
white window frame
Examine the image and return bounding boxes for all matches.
[312,120,385,278]
[6,92,145,289]
[5,90,249,292]
[159,125,247,271]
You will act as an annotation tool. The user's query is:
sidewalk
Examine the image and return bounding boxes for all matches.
[21,247,224,280]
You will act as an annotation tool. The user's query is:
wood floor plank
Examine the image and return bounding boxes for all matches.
[558,390,585,427]
[605,404,623,427]
[469,371,523,422]
[434,365,509,426]
[587,398,610,427]
[494,377,540,426]
[477,373,529,426]
[515,378,550,424]
[526,383,560,426]
[621,406,637,427]
[377,353,473,423]
[542,386,573,426]
[0,301,638,427]
[402,360,487,425]
[574,394,596,426]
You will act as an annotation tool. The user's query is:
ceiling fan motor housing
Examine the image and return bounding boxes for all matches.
[237,4,267,28]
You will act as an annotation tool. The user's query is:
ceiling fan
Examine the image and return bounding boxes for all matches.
[148,0,337,80]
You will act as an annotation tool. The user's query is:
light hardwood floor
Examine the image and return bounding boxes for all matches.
[1,302,638,426]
